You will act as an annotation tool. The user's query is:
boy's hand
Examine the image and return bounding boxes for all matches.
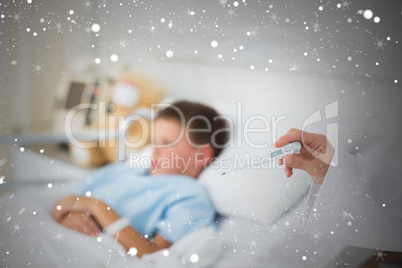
[52,195,102,222]
[274,128,335,186]
[59,211,100,236]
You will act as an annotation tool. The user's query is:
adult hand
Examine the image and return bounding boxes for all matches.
[59,211,100,236]
[274,128,335,185]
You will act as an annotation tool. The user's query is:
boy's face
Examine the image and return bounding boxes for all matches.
[151,118,208,177]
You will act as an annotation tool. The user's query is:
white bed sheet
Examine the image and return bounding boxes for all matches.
[214,203,352,267]
[0,182,223,268]
[0,180,373,268]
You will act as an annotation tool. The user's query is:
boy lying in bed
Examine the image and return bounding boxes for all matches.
[52,101,229,257]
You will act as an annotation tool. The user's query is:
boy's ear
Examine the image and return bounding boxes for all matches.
[198,144,214,167]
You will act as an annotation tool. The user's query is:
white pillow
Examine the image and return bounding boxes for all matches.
[197,105,312,224]
[198,146,312,224]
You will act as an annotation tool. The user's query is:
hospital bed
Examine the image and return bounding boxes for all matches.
[0,146,374,268]
[0,98,375,268]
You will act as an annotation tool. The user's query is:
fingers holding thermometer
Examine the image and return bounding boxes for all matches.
[274,129,335,185]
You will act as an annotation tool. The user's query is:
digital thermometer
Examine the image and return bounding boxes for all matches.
[221,141,302,176]
[269,141,302,160]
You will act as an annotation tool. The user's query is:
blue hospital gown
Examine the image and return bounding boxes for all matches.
[74,163,216,243]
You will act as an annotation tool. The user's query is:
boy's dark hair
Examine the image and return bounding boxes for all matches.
[156,100,229,157]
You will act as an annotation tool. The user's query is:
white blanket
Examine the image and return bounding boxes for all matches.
[0,180,374,268]
[0,186,222,268]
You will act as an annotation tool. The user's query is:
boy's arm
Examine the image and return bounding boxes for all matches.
[59,211,100,236]
[52,195,171,257]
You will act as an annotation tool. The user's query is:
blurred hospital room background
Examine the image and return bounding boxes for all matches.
[0,0,402,267]
[1,0,401,134]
